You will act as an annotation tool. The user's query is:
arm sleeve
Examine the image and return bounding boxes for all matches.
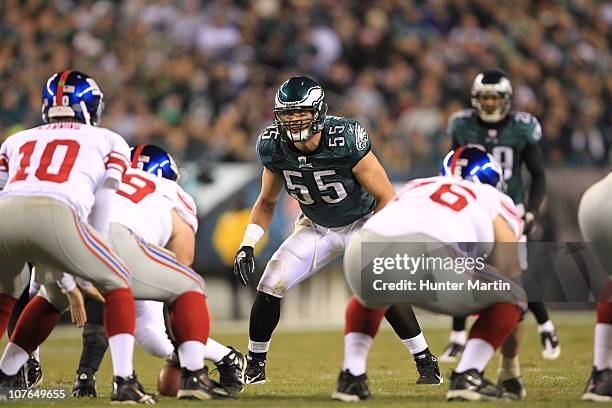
[496,192,524,238]
[523,142,546,214]
[103,133,130,188]
[89,182,117,238]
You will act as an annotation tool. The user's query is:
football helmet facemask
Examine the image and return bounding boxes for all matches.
[274,76,327,142]
[471,70,512,123]
[42,70,104,126]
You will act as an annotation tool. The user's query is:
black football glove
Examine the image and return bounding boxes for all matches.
[523,211,536,235]
[234,246,255,286]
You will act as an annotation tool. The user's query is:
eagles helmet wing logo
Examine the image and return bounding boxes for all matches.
[355,124,369,151]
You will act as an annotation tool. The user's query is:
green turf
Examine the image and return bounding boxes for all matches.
[0,312,599,407]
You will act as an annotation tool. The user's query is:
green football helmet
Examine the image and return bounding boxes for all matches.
[274,76,327,142]
[471,70,513,123]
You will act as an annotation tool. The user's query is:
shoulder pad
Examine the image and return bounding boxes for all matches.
[511,111,542,143]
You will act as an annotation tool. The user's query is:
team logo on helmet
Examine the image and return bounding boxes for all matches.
[274,76,328,142]
[42,70,105,126]
[471,70,513,123]
[441,146,505,191]
[130,144,180,181]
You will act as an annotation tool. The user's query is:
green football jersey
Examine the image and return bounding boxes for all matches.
[256,115,376,228]
[448,108,542,205]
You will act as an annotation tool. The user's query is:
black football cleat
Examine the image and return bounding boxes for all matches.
[177,366,233,400]
[415,352,443,384]
[110,374,157,404]
[540,330,561,360]
[72,372,97,398]
[215,347,246,394]
[22,356,43,389]
[0,368,26,391]
[582,367,612,402]
[497,376,526,400]
[244,355,266,385]
[331,369,372,402]
[446,369,510,401]
[439,342,465,363]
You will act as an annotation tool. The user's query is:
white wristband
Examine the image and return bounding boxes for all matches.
[241,223,265,248]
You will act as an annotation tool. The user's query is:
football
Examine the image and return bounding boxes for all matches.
[156,362,181,397]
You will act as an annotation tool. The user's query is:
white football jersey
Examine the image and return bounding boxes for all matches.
[0,123,129,220]
[113,168,198,246]
[363,176,522,254]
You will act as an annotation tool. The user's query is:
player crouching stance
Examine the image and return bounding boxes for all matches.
[340,148,527,402]
[0,71,155,403]
[579,173,612,402]
[71,145,244,399]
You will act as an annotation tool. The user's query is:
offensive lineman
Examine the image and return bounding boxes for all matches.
[71,145,245,399]
[233,76,440,386]
[578,173,612,401]
[341,147,526,401]
[441,70,560,362]
[0,70,155,404]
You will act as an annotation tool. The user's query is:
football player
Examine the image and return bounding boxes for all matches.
[0,71,155,404]
[233,76,440,386]
[578,173,612,401]
[70,145,245,399]
[341,147,526,401]
[441,70,560,362]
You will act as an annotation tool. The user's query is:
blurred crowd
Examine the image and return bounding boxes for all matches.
[1,0,610,178]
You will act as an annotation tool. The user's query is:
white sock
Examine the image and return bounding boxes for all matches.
[594,323,612,370]
[342,332,373,376]
[32,347,40,362]
[401,332,428,355]
[537,320,555,333]
[248,340,270,354]
[108,333,135,378]
[450,330,467,345]
[179,341,205,371]
[0,342,29,375]
[205,338,231,363]
[455,338,494,373]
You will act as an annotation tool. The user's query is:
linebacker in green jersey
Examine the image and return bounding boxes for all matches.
[233,77,441,398]
[440,70,560,376]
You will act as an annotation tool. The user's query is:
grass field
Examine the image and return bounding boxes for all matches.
[0,312,599,407]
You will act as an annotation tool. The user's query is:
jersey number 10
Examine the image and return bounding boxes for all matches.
[10,140,80,184]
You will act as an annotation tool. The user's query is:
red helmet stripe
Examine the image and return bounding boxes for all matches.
[131,144,146,168]
[449,146,466,176]
[55,70,71,106]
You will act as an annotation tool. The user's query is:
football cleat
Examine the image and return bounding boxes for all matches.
[331,370,372,402]
[415,352,443,384]
[446,369,510,401]
[244,355,266,385]
[439,342,465,363]
[497,376,527,400]
[540,330,561,360]
[0,369,26,391]
[72,372,97,398]
[110,374,157,404]
[582,368,612,402]
[23,356,43,389]
[177,366,233,400]
[214,347,246,394]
